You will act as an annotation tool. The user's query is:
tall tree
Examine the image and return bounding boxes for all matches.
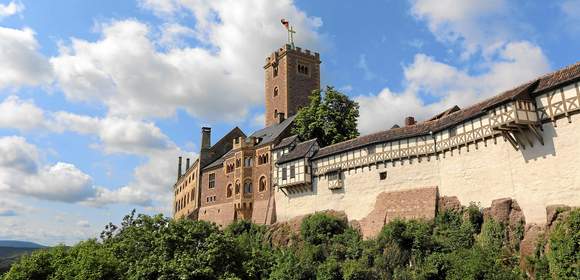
[292,86,360,147]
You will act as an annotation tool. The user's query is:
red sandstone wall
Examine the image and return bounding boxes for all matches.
[358,187,438,238]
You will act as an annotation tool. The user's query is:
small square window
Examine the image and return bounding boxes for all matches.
[379,171,387,180]
[449,127,457,137]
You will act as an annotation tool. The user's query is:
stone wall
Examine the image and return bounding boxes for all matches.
[275,113,580,225]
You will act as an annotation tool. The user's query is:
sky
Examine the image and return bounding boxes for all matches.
[0,0,578,246]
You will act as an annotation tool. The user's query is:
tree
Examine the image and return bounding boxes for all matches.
[292,86,359,147]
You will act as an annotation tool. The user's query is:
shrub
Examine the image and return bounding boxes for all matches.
[300,213,347,245]
[546,209,580,279]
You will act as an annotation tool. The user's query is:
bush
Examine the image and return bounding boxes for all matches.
[546,209,580,279]
[300,213,347,245]
[4,208,577,280]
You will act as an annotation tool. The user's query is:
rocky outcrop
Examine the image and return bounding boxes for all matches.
[483,198,526,249]
[358,187,438,238]
[437,196,462,213]
[265,210,348,247]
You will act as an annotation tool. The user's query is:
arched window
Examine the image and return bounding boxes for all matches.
[273,87,278,97]
[227,184,233,198]
[235,181,240,194]
[244,180,252,194]
[274,109,278,118]
[259,176,267,192]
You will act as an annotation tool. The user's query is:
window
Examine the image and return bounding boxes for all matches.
[449,126,457,137]
[191,190,194,201]
[244,157,253,167]
[379,171,387,180]
[290,165,295,178]
[273,87,278,97]
[328,170,341,181]
[274,109,278,118]
[282,167,287,180]
[226,163,234,173]
[297,64,309,75]
[236,158,241,168]
[235,181,240,194]
[367,146,375,155]
[258,154,269,165]
[227,184,232,198]
[304,165,309,174]
[259,176,267,192]
[273,65,278,77]
[208,173,215,189]
[244,180,252,194]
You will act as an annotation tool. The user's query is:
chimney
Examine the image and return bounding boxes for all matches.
[277,112,285,124]
[186,158,190,170]
[201,127,211,149]
[177,156,182,179]
[405,116,416,126]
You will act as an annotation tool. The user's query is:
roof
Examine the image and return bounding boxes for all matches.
[248,115,296,147]
[203,149,234,170]
[313,61,580,160]
[274,135,299,150]
[200,127,245,169]
[278,139,318,164]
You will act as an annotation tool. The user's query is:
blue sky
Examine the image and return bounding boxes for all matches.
[0,0,578,245]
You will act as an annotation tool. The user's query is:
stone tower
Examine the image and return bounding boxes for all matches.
[264,44,321,126]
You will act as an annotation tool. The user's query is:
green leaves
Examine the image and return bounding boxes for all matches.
[292,86,359,147]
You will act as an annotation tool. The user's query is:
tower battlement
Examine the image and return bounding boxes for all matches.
[264,44,320,68]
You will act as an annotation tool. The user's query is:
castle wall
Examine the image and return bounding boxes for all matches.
[275,104,580,225]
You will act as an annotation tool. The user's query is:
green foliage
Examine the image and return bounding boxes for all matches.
[292,86,359,147]
[4,207,578,280]
[300,213,347,245]
[546,209,580,279]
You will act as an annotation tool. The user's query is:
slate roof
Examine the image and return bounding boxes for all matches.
[200,127,245,168]
[203,149,235,170]
[273,135,299,150]
[202,115,297,170]
[278,139,318,164]
[248,115,296,147]
[313,61,580,160]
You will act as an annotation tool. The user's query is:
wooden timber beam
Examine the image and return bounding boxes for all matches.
[528,125,544,145]
[517,127,534,148]
[502,131,519,151]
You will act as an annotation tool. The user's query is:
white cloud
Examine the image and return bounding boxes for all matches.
[0,26,53,90]
[0,1,24,19]
[158,23,195,48]
[357,41,550,134]
[0,95,47,130]
[0,136,98,202]
[52,0,323,122]
[410,0,519,58]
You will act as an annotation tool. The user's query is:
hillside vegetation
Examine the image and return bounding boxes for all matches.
[2,207,578,280]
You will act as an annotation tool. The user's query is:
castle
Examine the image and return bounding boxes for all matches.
[173,44,580,237]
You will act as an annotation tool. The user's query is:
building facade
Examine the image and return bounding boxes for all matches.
[173,43,580,235]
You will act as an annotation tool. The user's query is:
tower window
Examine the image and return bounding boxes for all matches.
[273,87,278,97]
[273,65,278,77]
[297,64,309,75]
[274,109,278,118]
[244,180,252,194]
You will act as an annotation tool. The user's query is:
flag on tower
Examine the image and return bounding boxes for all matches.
[281,19,289,29]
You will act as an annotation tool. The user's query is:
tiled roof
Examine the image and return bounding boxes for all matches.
[273,135,299,150]
[313,61,580,160]
[248,115,296,147]
[277,139,318,164]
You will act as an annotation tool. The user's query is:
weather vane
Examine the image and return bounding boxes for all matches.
[281,19,295,49]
